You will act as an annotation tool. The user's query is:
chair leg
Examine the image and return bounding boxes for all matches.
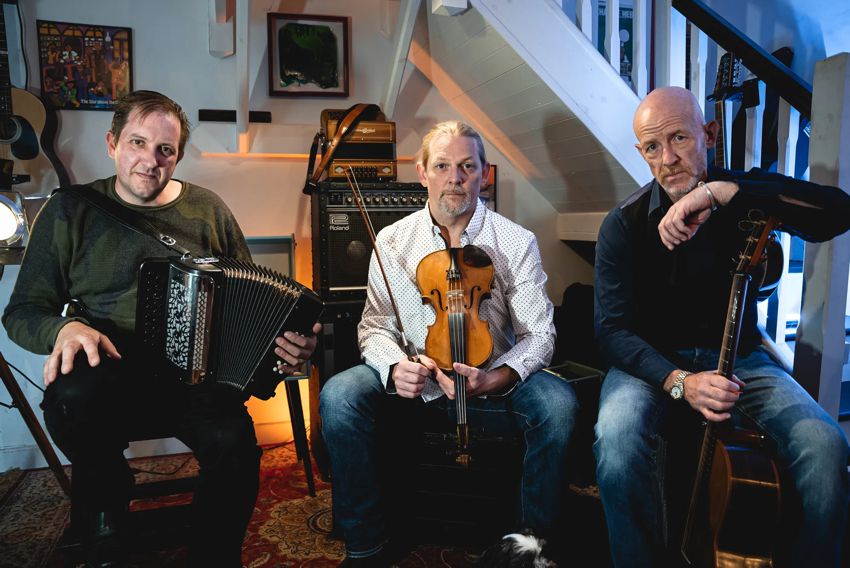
[0,351,72,496]
[285,380,316,497]
[284,380,304,462]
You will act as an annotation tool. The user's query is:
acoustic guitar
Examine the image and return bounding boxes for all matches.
[0,8,69,194]
[680,212,783,567]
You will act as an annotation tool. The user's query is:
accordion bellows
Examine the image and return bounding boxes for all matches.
[136,256,324,395]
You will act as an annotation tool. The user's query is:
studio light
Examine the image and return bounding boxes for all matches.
[0,191,48,268]
[0,190,69,494]
[0,191,28,262]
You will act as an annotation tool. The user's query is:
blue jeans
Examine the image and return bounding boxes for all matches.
[594,347,850,567]
[320,364,577,557]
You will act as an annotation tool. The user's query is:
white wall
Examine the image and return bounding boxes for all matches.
[0,0,589,471]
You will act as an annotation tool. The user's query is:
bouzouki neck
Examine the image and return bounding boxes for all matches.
[714,100,727,170]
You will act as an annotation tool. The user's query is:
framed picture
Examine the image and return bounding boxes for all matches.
[267,13,349,97]
[36,20,133,111]
[481,164,497,211]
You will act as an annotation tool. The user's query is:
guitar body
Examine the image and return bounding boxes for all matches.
[708,431,782,567]
[0,87,70,194]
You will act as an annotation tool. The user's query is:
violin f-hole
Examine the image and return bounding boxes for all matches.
[428,288,446,311]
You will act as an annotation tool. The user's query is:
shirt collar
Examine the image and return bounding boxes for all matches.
[648,180,670,220]
[426,198,486,245]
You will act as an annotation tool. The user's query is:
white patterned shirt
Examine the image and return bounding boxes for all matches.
[358,199,555,402]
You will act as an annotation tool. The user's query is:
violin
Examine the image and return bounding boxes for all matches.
[416,244,494,466]
[340,167,495,466]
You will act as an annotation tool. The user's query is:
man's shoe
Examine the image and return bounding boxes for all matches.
[85,510,126,567]
[337,550,391,568]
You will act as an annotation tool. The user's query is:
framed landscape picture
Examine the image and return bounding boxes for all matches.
[267,13,349,97]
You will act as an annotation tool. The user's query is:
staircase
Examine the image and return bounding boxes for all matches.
[408,0,650,240]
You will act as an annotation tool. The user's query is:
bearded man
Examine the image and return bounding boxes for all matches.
[319,120,577,567]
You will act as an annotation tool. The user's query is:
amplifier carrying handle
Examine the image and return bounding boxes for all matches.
[303,103,381,195]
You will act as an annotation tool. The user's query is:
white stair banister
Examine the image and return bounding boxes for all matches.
[605,0,621,73]
[792,52,850,418]
[776,98,800,178]
[653,0,686,88]
[688,22,707,115]
[744,81,765,171]
[632,0,648,97]
[577,0,593,41]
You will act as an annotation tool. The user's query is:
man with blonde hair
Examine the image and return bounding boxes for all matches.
[320,120,577,566]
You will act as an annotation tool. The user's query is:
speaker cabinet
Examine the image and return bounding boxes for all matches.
[311,181,427,302]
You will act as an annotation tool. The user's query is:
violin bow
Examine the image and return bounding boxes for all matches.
[343,167,420,362]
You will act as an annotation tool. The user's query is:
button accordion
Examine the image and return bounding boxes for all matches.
[135,256,324,399]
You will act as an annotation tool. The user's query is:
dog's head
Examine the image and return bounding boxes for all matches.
[477,530,557,567]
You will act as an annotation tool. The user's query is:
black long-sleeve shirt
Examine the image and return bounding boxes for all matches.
[594,167,850,388]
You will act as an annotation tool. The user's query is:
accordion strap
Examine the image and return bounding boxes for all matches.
[55,185,193,258]
[303,103,380,195]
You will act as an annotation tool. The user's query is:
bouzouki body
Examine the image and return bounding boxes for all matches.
[708,429,781,566]
[680,209,783,567]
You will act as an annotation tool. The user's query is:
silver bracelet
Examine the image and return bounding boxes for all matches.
[699,181,718,211]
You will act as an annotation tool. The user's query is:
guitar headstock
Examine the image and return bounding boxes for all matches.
[735,211,778,274]
[712,52,743,102]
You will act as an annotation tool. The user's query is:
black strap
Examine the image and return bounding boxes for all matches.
[303,131,324,195]
[54,185,194,258]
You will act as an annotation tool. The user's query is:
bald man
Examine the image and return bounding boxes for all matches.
[593,86,850,567]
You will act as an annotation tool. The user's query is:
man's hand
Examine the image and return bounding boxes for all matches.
[658,180,739,250]
[681,370,744,422]
[44,321,121,386]
[273,322,322,375]
[391,355,439,398]
[437,363,519,399]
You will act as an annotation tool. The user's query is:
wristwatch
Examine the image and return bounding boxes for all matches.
[670,370,691,400]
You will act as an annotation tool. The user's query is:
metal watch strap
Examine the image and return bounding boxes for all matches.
[670,370,690,400]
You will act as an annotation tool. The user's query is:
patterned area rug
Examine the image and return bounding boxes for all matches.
[0,444,481,568]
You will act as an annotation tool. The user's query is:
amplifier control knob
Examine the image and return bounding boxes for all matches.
[392,197,398,204]
[364,197,371,204]
[383,197,389,204]
[401,197,408,204]
[346,197,353,204]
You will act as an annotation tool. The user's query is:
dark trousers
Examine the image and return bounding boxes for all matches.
[41,352,261,567]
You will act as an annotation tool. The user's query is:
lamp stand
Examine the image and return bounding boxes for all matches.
[0,350,71,496]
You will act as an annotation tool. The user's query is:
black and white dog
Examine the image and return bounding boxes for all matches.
[477,530,557,567]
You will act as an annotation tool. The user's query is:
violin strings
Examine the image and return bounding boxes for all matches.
[447,256,467,426]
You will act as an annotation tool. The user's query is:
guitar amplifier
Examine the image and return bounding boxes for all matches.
[326,118,395,143]
[311,181,427,302]
[320,108,396,181]
[327,159,396,181]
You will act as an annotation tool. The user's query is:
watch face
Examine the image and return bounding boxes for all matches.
[671,384,683,399]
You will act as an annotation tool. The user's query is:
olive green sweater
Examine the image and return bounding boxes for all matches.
[3,177,250,354]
